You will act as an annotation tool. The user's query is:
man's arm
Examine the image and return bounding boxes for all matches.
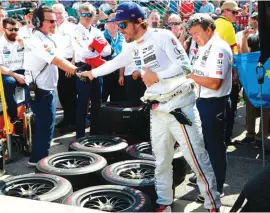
[187,74,222,90]
[155,30,191,81]
[51,56,77,74]
[0,66,25,84]
[90,42,134,78]
[241,28,251,53]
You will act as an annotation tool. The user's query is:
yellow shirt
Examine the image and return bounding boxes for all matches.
[215,16,238,54]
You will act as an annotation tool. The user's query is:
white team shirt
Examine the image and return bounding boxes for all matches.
[92,29,191,95]
[71,23,111,63]
[53,21,76,59]
[192,33,232,98]
[18,25,34,41]
[23,30,58,91]
[0,34,24,71]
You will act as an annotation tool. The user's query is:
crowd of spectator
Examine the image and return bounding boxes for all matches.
[0,0,257,32]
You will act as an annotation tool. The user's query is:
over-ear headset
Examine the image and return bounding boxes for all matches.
[32,3,45,28]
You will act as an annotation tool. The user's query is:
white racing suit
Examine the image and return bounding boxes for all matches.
[91,29,221,210]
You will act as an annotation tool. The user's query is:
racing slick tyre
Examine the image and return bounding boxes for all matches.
[97,101,150,144]
[2,135,24,164]
[0,173,72,203]
[101,160,157,206]
[63,185,152,212]
[69,135,128,164]
[126,142,188,186]
[36,152,107,191]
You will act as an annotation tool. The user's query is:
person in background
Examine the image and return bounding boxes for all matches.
[211,7,221,20]
[11,14,26,27]
[71,2,111,139]
[178,0,194,22]
[18,8,34,40]
[0,18,25,135]
[52,3,77,134]
[236,12,258,53]
[215,0,241,146]
[31,1,38,10]
[105,0,118,15]
[102,13,125,103]
[0,7,6,36]
[199,0,215,14]
[147,9,161,28]
[237,13,269,150]
[167,14,187,48]
[99,0,111,13]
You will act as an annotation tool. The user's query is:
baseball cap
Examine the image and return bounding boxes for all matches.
[23,8,33,15]
[112,2,145,22]
[221,0,242,11]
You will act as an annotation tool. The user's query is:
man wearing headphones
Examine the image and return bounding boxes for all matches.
[23,5,85,165]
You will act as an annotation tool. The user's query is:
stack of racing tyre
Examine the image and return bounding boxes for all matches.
[0,101,189,212]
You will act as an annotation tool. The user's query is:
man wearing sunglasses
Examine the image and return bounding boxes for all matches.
[71,2,111,139]
[23,5,86,166]
[0,18,25,135]
[78,2,221,212]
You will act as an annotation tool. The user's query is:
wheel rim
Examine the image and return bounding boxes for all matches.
[135,142,180,155]
[80,191,134,212]
[135,142,152,155]
[3,179,55,199]
[116,163,155,180]
[79,138,117,148]
[51,155,94,169]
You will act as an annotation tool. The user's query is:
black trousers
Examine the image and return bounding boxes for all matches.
[57,58,76,125]
[124,75,146,105]
[102,70,125,103]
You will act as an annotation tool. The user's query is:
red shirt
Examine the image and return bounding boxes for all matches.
[179,1,194,15]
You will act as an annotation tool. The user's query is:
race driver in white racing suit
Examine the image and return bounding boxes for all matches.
[78,2,221,212]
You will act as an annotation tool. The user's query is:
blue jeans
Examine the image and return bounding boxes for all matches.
[196,96,227,193]
[29,89,56,162]
[76,77,101,139]
[2,69,25,122]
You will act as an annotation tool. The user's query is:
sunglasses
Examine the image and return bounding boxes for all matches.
[168,22,181,26]
[44,19,57,24]
[117,21,130,30]
[81,13,93,18]
[5,27,19,32]
[228,10,238,15]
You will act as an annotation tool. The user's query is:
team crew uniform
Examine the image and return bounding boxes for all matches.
[91,28,221,210]
[71,23,111,138]
[23,30,58,162]
[193,33,233,193]
[0,34,25,123]
[53,21,77,128]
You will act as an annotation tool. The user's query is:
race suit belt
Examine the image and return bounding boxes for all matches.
[141,79,195,104]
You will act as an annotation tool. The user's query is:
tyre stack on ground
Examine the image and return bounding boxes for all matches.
[0,102,188,212]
